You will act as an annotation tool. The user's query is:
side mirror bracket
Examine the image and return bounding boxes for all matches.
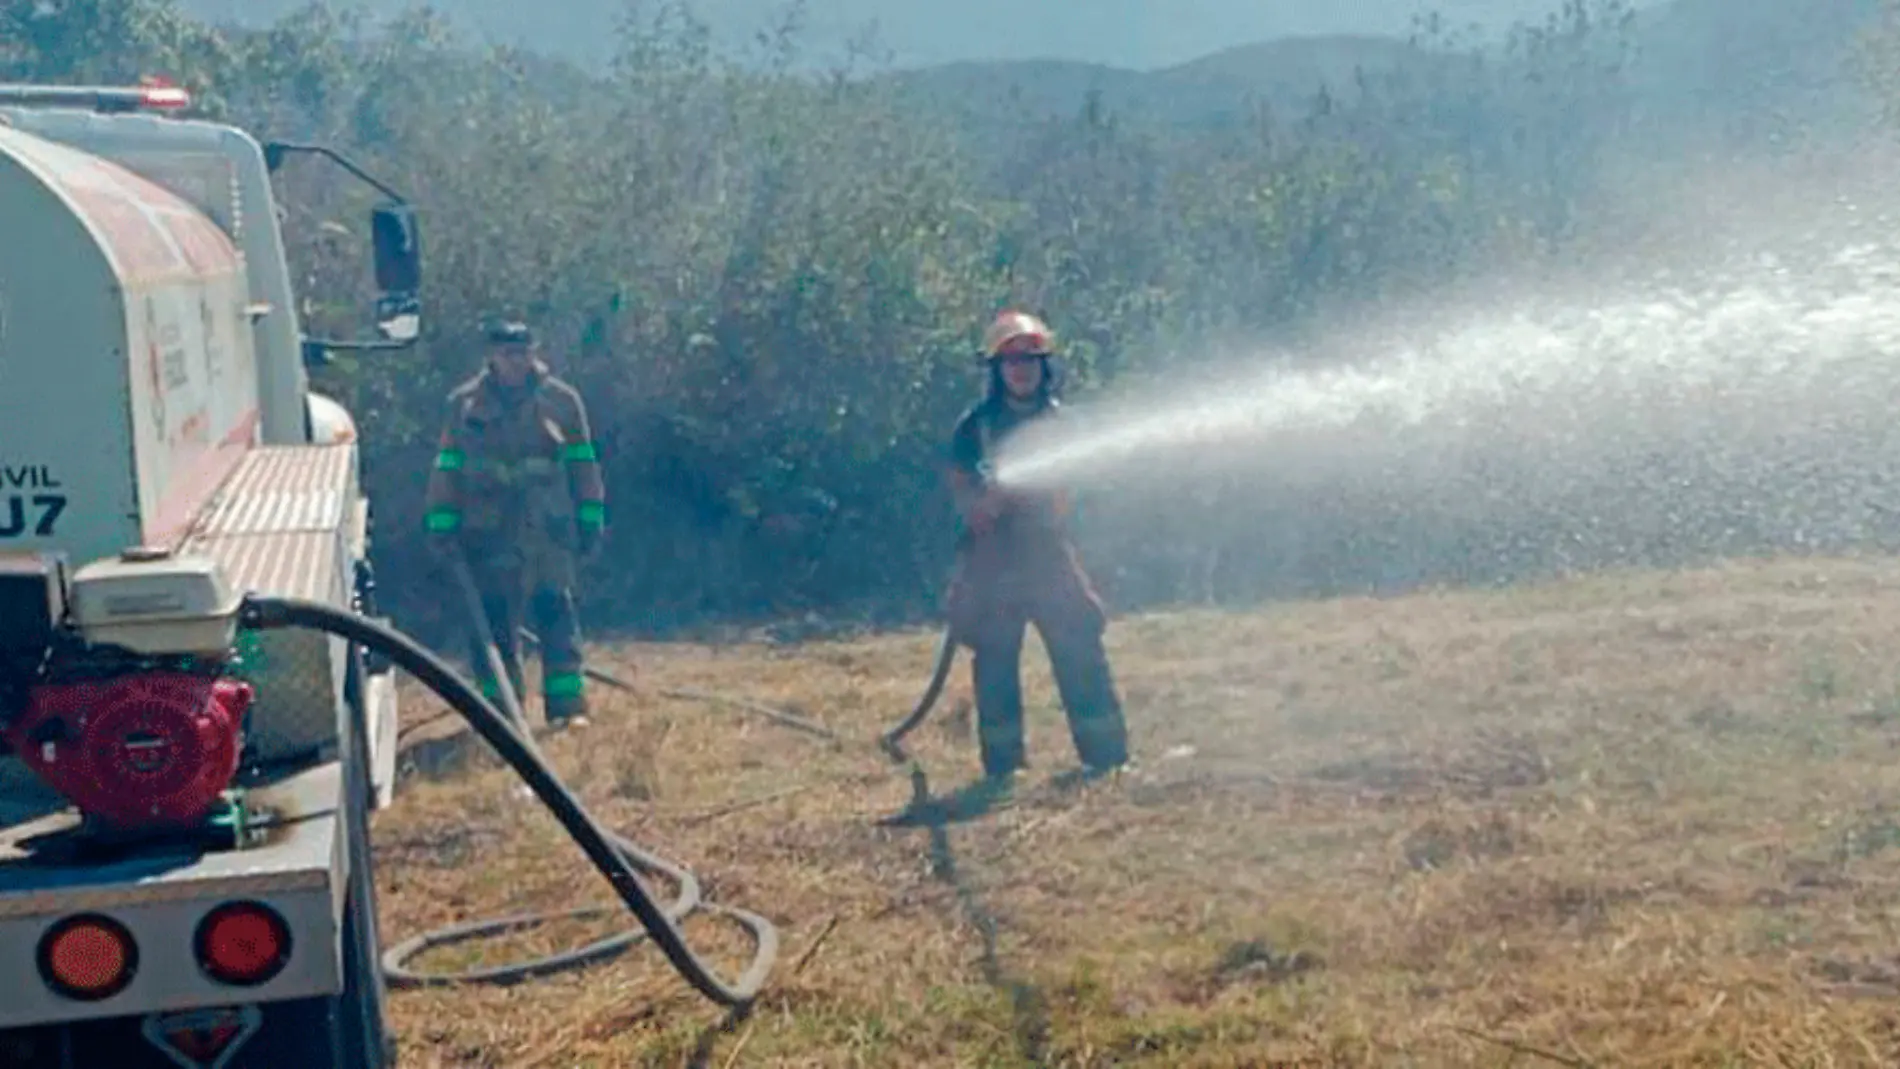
[266,141,426,354]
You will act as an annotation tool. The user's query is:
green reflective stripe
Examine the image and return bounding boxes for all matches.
[577,501,606,528]
[544,671,585,698]
[477,677,502,698]
[562,441,599,463]
[424,507,460,532]
[434,448,465,471]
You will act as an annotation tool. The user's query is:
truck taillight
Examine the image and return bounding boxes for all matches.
[37,914,138,1001]
[195,901,291,987]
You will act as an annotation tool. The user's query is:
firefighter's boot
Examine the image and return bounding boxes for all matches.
[532,584,590,728]
[1044,620,1130,776]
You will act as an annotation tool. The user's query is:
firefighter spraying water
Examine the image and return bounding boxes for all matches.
[883,312,1131,820]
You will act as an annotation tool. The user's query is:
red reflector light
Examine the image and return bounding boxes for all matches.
[195,901,291,987]
[37,914,138,1001]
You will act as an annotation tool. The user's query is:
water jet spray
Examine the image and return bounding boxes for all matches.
[987,225,1900,598]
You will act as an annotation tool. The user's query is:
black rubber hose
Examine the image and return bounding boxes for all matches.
[515,625,840,741]
[381,557,710,989]
[237,595,779,1008]
[878,625,959,763]
[450,557,532,735]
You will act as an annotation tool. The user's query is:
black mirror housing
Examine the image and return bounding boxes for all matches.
[371,202,421,294]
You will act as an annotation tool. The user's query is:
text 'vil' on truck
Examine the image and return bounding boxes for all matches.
[0,77,423,1068]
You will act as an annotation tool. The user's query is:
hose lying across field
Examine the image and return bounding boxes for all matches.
[239,566,780,1009]
[514,627,840,742]
[264,552,964,1002]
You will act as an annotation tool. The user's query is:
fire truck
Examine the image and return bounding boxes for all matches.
[0,82,419,1067]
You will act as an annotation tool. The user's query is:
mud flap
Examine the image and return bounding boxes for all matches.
[140,1005,262,1069]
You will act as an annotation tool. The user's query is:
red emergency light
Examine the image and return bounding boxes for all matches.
[137,85,191,109]
[0,81,193,113]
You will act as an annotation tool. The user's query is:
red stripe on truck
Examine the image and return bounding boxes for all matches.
[63,183,182,282]
[144,408,260,549]
[9,133,242,286]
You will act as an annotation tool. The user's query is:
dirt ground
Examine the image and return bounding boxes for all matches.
[376,554,1900,1067]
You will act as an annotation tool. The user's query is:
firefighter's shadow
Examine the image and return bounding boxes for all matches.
[876,764,1009,829]
[877,762,1053,1063]
[878,763,1095,829]
[397,729,483,782]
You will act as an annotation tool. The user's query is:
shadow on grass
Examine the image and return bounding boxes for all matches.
[685,1005,751,1069]
[882,762,1052,1064]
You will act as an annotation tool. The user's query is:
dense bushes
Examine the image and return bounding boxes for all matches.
[12,0,1806,637]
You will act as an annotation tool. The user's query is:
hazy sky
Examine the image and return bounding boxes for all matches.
[180,0,1671,69]
[801,0,1669,68]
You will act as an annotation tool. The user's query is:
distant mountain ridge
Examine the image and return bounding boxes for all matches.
[884,0,1882,148]
[882,34,1424,134]
[174,0,1883,149]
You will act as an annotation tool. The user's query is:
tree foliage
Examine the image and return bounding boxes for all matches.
[5,0,1654,636]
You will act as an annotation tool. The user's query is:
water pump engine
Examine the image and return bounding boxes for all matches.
[0,547,252,833]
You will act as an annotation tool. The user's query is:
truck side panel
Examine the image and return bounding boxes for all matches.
[0,109,312,446]
[0,125,263,558]
[124,274,260,548]
[38,135,261,547]
[0,128,140,568]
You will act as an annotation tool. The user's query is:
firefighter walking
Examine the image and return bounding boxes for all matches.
[942,310,1130,808]
[422,318,607,729]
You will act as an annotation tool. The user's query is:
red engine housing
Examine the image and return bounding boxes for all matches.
[5,673,252,831]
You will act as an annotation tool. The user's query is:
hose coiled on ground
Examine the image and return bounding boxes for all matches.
[237,592,779,1008]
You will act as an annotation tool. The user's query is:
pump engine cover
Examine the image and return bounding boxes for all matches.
[5,673,252,829]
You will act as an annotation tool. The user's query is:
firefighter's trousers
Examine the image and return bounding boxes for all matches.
[462,543,589,723]
[947,532,1129,779]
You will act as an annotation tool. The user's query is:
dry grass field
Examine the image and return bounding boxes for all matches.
[376,555,1900,1067]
